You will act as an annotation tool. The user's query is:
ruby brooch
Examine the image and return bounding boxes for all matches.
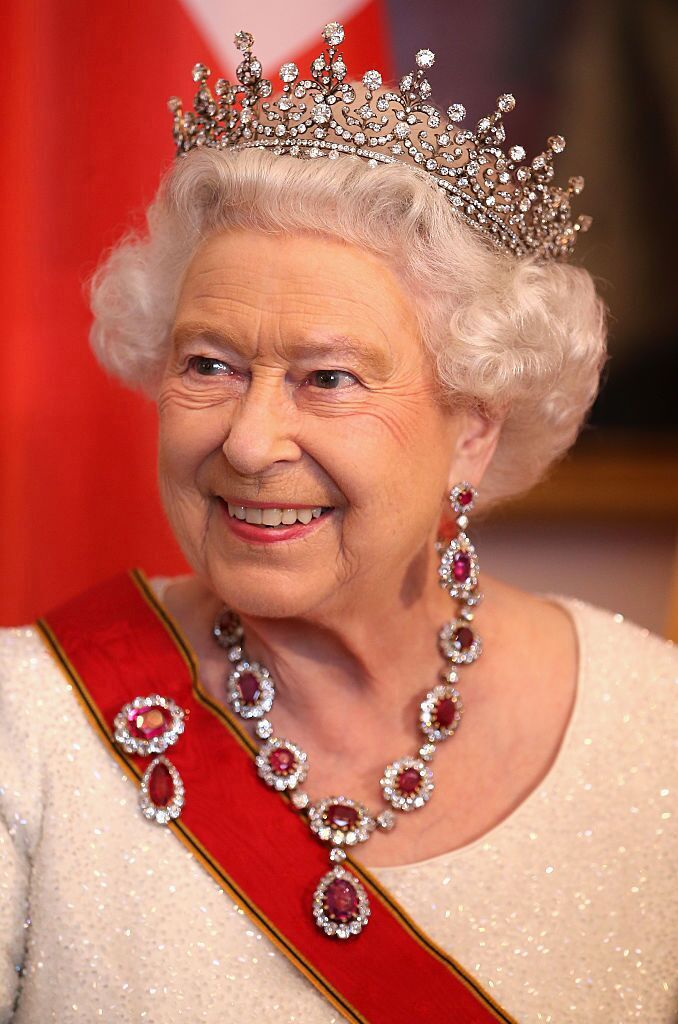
[113,694,187,824]
[214,482,483,939]
[114,694,185,755]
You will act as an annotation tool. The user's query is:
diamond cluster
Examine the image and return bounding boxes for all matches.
[308,796,375,846]
[168,23,591,259]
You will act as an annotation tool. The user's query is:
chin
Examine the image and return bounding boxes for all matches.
[204,558,333,620]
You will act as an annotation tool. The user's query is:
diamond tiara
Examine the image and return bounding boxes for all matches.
[168,21,592,260]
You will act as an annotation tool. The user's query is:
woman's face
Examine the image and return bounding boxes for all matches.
[158,228,488,619]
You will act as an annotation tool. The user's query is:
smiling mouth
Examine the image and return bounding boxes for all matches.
[224,501,334,528]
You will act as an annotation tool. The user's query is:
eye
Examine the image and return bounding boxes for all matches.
[307,369,358,390]
[188,356,233,376]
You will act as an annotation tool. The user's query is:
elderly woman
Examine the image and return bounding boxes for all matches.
[1,21,675,1024]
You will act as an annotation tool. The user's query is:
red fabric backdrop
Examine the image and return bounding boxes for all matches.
[1,1,393,624]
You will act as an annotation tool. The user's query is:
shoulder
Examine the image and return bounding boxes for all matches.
[0,625,79,853]
[548,598,676,796]
[559,596,677,693]
[0,623,76,714]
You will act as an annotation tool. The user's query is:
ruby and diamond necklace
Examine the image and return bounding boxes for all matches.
[212,482,482,939]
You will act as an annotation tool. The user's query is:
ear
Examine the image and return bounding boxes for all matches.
[446,408,503,493]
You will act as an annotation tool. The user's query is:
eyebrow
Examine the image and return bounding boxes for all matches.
[171,321,394,375]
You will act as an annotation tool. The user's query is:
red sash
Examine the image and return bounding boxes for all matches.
[38,569,517,1024]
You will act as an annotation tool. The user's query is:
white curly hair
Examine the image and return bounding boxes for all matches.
[89,146,607,506]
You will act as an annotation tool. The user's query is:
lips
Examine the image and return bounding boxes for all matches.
[218,497,335,543]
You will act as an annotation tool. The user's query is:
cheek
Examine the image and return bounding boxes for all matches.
[303,417,450,554]
[157,384,227,485]
[315,390,451,505]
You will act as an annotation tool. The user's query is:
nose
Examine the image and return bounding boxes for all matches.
[221,373,302,476]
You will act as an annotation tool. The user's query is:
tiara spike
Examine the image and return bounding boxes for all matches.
[415,49,435,69]
[234,30,254,52]
[168,21,591,259]
[322,22,345,46]
[192,63,210,84]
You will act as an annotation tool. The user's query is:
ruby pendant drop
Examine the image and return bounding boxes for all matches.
[312,865,371,938]
[139,755,185,824]
[437,532,479,599]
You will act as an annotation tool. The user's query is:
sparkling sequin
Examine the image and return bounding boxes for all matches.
[0,587,675,1021]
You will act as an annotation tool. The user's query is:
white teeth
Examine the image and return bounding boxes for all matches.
[227,503,247,519]
[227,502,328,526]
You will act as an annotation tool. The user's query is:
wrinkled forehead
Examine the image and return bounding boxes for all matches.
[173,228,422,365]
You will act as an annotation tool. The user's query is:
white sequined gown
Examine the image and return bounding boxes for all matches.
[0,590,676,1023]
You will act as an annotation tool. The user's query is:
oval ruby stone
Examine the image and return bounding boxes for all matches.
[269,747,295,774]
[459,489,474,507]
[454,626,474,650]
[148,762,174,807]
[324,878,359,923]
[237,672,260,704]
[435,697,456,728]
[326,804,359,830]
[397,767,422,795]
[128,706,170,740]
[452,552,471,582]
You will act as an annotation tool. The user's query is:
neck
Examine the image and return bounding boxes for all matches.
[246,585,448,725]
[164,552,462,757]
